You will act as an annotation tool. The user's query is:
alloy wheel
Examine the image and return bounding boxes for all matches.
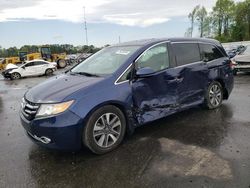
[93,113,121,148]
[209,84,222,107]
[11,73,20,79]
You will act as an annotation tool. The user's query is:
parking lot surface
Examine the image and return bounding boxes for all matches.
[0,72,250,188]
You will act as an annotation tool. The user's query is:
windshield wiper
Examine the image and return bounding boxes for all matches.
[70,71,100,77]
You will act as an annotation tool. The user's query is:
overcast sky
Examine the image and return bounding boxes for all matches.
[0,0,241,48]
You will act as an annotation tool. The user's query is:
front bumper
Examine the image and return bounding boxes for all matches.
[235,65,250,72]
[20,109,83,151]
[1,71,11,78]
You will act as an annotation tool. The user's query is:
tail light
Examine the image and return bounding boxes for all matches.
[229,60,237,70]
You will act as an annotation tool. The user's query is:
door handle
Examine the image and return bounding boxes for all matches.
[164,78,177,83]
[164,76,183,83]
[175,77,184,82]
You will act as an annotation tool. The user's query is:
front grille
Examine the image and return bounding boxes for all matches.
[21,98,40,121]
[236,61,250,66]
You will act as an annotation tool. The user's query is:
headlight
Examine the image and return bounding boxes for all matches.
[36,100,74,118]
[231,59,237,65]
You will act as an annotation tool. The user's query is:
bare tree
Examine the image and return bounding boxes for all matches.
[188,5,200,37]
[196,6,208,37]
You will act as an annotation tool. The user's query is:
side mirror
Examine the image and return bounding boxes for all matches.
[203,57,209,62]
[64,68,71,73]
[228,53,235,59]
[21,66,25,69]
[136,67,155,78]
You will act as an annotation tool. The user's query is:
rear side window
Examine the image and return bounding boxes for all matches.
[199,44,224,62]
[25,62,34,67]
[34,61,47,65]
[172,43,201,66]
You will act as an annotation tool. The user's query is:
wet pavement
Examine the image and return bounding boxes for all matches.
[0,71,250,188]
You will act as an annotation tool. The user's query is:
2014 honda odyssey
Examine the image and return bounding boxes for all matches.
[20,38,234,154]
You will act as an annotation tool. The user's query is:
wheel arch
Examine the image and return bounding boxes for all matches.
[11,71,22,77]
[214,78,229,100]
[83,100,135,136]
[56,58,61,63]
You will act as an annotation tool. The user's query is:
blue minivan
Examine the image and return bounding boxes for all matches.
[20,38,234,154]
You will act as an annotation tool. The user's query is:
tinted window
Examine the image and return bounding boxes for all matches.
[200,44,224,62]
[172,43,200,66]
[241,45,250,55]
[34,61,47,65]
[25,62,34,67]
[136,43,169,72]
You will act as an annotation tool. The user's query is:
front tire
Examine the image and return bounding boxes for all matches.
[83,105,126,154]
[204,81,223,109]
[45,68,53,76]
[10,72,21,80]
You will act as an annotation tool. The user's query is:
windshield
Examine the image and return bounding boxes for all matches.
[225,46,236,51]
[41,47,51,55]
[71,46,140,76]
[241,45,250,55]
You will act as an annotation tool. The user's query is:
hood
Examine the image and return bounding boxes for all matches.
[25,73,104,103]
[5,63,18,70]
[234,54,250,62]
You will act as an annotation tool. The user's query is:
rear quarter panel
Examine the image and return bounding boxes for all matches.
[207,57,234,98]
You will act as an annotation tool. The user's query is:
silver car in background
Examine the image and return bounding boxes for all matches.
[232,45,250,75]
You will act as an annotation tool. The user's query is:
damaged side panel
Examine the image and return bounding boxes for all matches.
[131,69,179,125]
[176,62,209,108]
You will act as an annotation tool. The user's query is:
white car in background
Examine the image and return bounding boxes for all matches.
[2,59,57,80]
[232,45,250,75]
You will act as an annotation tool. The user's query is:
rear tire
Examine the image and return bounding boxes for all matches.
[10,72,21,80]
[57,59,67,69]
[83,105,126,154]
[204,81,223,109]
[233,69,237,75]
[45,68,53,76]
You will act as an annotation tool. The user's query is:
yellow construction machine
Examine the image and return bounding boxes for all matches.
[0,51,28,70]
[25,46,67,68]
[0,46,67,70]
